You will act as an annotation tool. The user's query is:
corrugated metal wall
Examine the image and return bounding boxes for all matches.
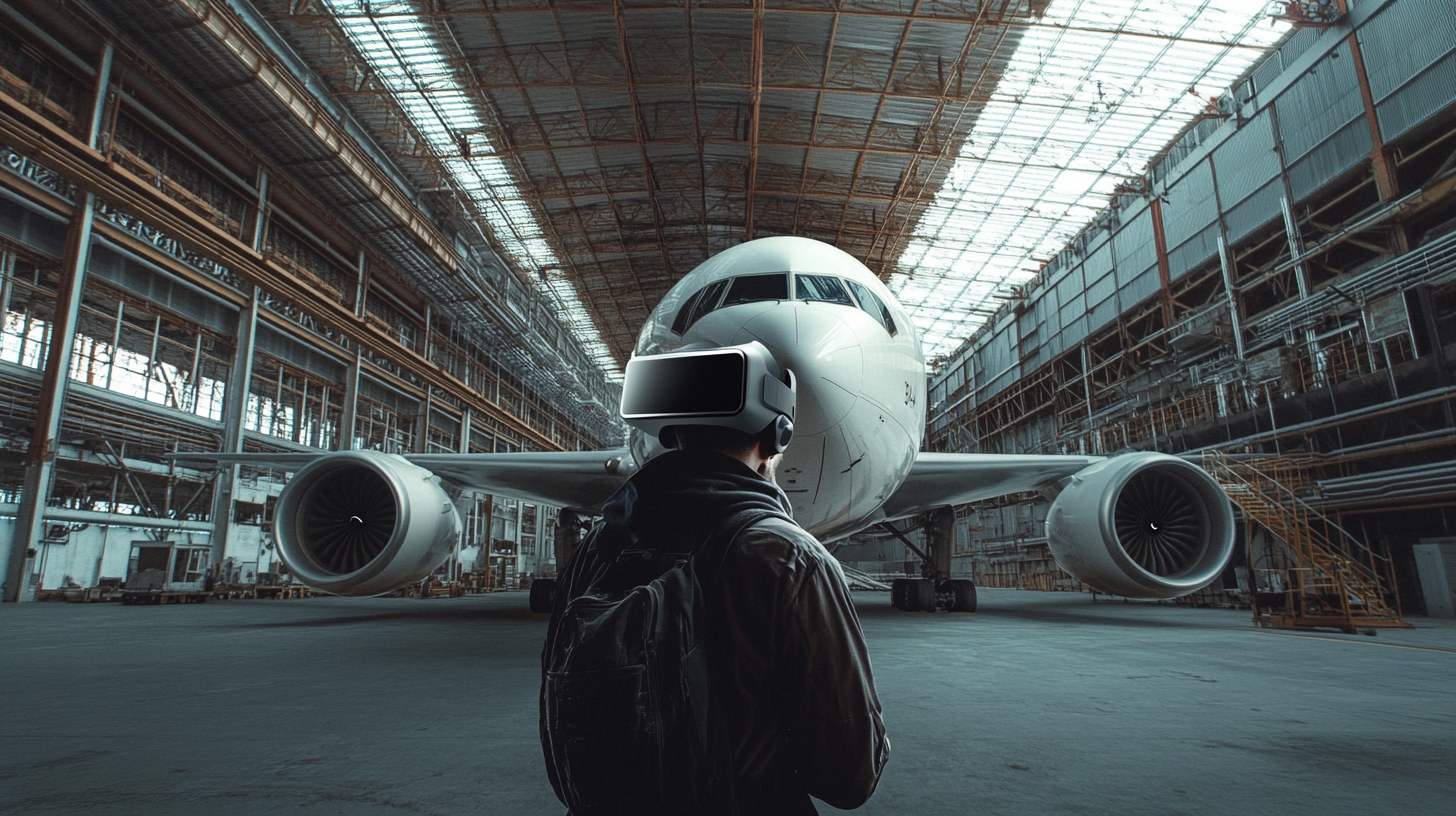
[1277,40,1372,200]
[1361,0,1456,140]
[930,1,1456,434]
[1215,112,1283,243]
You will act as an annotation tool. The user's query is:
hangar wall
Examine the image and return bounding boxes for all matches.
[0,0,611,600]
[914,0,1456,608]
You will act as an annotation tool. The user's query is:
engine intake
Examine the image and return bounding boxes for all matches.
[275,451,461,596]
[1046,453,1234,599]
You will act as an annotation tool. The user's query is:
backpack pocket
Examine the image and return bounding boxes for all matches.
[545,664,663,815]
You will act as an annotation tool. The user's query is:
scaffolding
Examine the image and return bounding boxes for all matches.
[1203,451,1411,633]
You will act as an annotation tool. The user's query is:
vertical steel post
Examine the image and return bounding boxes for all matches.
[1148,196,1176,328]
[416,388,432,454]
[1216,236,1247,362]
[4,193,96,602]
[207,287,259,568]
[459,407,473,454]
[105,301,123,390]
[1272,98,1328,388]
[339,348,361,451]
[1340,3,1408,250]
[6,41,117,598]
[250,170,270,253]
[353,250,367,318]
[85,44,115,151]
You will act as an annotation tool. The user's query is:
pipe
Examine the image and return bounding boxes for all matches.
[0,504,214,533]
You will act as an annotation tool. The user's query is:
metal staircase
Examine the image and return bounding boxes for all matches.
[1201,452,1412,634]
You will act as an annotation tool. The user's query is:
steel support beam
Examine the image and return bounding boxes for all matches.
[416,388,433,454]
[207,286,260,568]
[4,192,95,602]
[1149,196,1175,328]
[1216,235,1247,362]
[339,347,361,451]
[1344,13,1408,252]
[744,0,764,240]
[4,40,112,602]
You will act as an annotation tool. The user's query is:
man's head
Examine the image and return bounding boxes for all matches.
[665,422,785,482]
[619,341,796,481]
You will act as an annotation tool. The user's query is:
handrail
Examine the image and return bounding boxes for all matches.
[1202,452,1387,568]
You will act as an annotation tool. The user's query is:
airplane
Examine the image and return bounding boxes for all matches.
[180,236,1235,613]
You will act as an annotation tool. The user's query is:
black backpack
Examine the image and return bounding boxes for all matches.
[541,508,782,816]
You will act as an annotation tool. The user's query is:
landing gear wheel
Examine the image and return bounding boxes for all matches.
[891,578,936,611]
[528,578,556,613]
[945,579,977,613]
[891,579,909,611]
[912,578,936,612]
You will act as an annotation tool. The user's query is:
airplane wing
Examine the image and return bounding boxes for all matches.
[173,449,634,514]
[876,452,1102,520]
[868,450,1237,601]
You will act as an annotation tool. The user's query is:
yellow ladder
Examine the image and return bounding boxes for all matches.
[1202,452,1412,634]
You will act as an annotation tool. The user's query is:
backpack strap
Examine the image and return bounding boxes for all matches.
[691,508,792,585]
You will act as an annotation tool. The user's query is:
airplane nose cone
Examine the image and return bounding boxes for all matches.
[735,305,862,436]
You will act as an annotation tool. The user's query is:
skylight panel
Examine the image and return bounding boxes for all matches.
[322,0,621,379]
[894,0,1289,366]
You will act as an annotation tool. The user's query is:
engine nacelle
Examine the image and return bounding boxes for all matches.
[274,451,461,596]
[1046,453,1234,599]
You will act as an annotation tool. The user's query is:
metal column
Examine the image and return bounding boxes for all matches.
[3,193,96,602]
[338,348,361,451]
[458,407,473,454]
[3,43,112,601]
[207,287,260,567]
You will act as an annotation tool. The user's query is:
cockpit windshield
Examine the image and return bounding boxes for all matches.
[671,271,895,337]
[845,280,897,336]
[795,274,854,305]
[721,273,788,306]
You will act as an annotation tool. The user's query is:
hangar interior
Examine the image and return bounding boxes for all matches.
[0,0,1453,624]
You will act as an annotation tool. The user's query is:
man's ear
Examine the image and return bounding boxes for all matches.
[756,438,781,461]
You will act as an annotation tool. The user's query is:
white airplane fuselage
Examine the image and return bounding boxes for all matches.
[628,236,926,540]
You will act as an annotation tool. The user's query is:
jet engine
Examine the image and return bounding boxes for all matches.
[274,451,461,596]
[1046,453,1234,599]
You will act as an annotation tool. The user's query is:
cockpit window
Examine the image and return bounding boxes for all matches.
[671,288,705,335]
[845,280,897,336]
[721,273,788,306]
[674,279,729,335]
[795,274,854,305]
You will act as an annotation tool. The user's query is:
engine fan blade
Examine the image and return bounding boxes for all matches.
[302,468,397,574]
[1114,471,1202,577]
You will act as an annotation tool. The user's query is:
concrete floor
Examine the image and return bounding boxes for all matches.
[1,588,1453,815]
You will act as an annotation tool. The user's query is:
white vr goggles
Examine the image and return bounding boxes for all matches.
[619,341,797,453]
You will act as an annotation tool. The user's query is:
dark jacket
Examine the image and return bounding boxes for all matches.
[547,449,889,814]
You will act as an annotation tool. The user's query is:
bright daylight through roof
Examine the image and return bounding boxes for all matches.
[893,0,1291,363]
[322,0,621,377]
[324,0,1291,374]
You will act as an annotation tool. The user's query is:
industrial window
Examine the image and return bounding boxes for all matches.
[846,281,898,336]
[721,273,788,307]
[795,274,854,305]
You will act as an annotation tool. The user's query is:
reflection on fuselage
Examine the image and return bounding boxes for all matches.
[628,237,927,540]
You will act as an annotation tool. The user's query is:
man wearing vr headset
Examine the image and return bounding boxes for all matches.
[542,341,888,815]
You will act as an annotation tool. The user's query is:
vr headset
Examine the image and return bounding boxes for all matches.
[619,341,797,453]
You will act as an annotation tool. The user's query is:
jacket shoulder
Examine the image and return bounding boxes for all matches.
[728,516,836,578]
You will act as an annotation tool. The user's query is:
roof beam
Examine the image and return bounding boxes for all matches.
[612,0,675,317]
[744,0,764,240]
[296,7,1267,51]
